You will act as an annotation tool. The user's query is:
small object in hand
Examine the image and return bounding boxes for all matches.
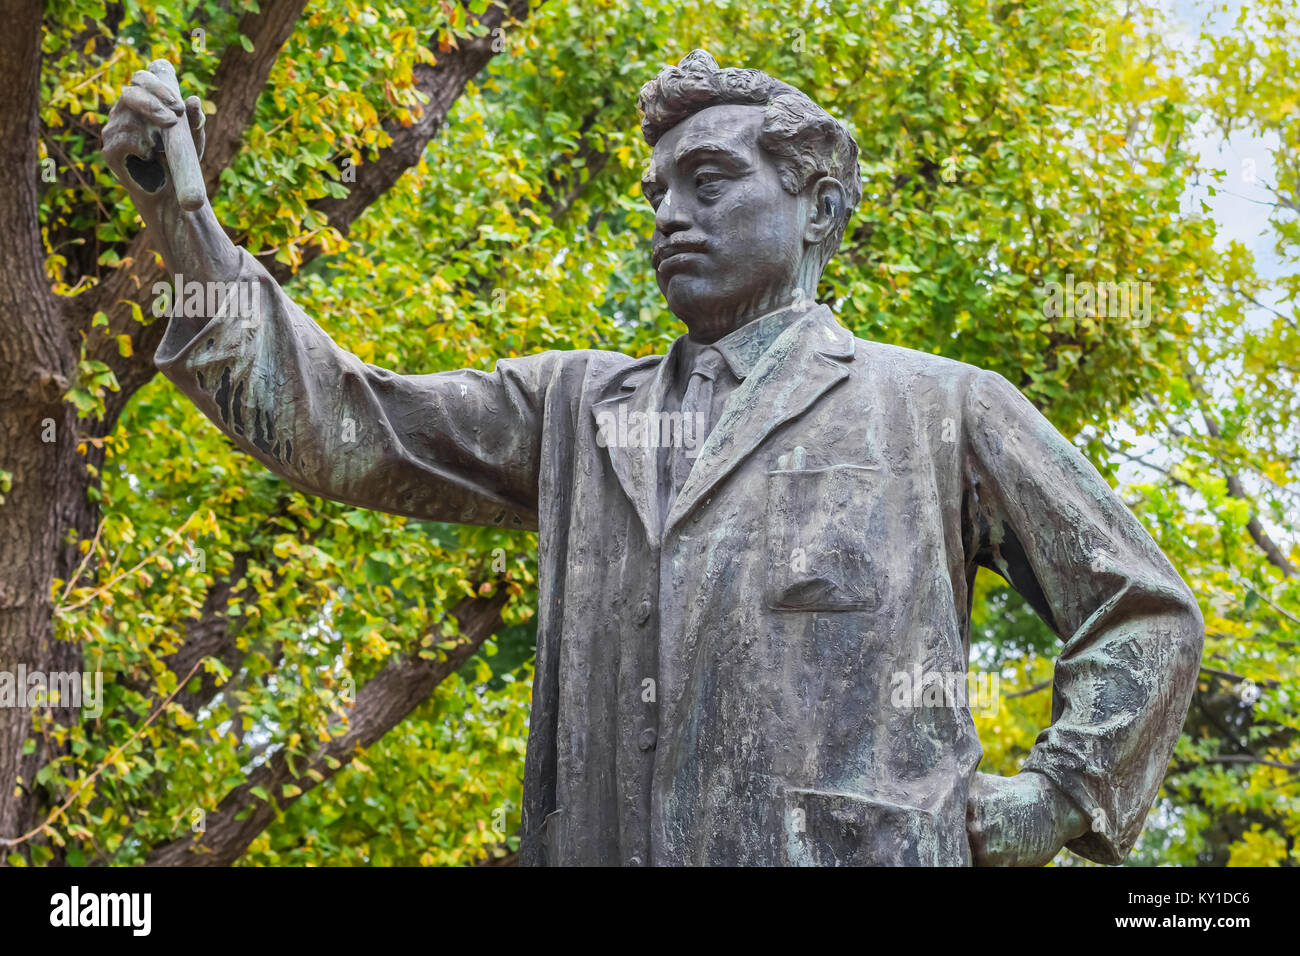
[129,59,205,211]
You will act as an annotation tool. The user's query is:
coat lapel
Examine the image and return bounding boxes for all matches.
[590,349,677,547]
[591,308,855,546]
[662,306,854,535]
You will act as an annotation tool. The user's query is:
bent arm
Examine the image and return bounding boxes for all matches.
[964,371,1204,864]
[155,243,555,530]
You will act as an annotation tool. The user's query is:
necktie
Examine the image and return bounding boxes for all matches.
[669,347,721,505]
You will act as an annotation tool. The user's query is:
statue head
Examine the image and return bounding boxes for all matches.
[638,50,861,341]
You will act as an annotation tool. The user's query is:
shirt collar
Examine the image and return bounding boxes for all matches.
[677,302,816,381]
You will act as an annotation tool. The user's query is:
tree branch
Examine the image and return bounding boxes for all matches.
[202,0,314,192]
[1004,679,1051,699]
[143,589,510,866]
[1201,754,1300,773]
[1100,440,1193,490]
[258,0,533,282]
[1191,377,1297,579]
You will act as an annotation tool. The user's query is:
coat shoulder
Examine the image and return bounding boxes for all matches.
[847,336,987,397]
[512,347,662,400]
[571,347,665,402]
[580,347,661,379]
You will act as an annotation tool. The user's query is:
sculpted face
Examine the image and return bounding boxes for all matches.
[644,104,815,342]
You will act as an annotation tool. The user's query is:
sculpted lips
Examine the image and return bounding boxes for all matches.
[652,238,708,272]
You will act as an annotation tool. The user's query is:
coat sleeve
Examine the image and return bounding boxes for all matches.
[154,246,561,531]
[962,369,1204,863]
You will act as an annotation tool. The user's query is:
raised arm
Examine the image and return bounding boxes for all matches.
[962,370,1204,865]
[102,61,552,529]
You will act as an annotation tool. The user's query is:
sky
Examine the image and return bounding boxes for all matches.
[1171,0,1286,285]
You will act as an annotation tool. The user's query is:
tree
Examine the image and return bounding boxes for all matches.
[1,0,1285,866]
[3,0,537,865]
[1130,0,1299,865]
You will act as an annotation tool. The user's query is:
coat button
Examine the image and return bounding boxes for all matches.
[634,599,652,625]
[638,727,657,751]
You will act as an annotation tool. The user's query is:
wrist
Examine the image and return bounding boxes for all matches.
[1029,771,1090,845]
[148,201,242,283]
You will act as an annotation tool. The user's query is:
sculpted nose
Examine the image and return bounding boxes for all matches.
[654,189,690,236]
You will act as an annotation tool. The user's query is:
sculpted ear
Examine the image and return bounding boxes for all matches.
[803,176,848,247]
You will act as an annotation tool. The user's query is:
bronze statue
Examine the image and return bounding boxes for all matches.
[102,50,1203,866]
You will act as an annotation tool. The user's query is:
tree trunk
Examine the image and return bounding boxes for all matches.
[0,0,102,859]
[1,0,538,863]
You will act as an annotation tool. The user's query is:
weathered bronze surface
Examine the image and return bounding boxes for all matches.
[102,50,1203,866]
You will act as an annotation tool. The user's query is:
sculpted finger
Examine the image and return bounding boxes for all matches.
[185,96,206,160]
[101,111,159,173]
[130,70,184,112]
[118,85,179,128]
[184,96,205,132]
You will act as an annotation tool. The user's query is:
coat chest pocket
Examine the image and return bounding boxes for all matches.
[784,788,944,866]
[765,460,881,612]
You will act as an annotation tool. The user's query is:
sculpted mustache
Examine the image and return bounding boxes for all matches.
[652,240,708,268]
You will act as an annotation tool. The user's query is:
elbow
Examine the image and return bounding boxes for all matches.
[1174,575,1206,651]
[1166,578,1206,686]
[1185,598,1206,665]
[1155,559,1204,656]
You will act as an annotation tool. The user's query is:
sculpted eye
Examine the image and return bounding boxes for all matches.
[695,174,728,203]
[647,188,666,210]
